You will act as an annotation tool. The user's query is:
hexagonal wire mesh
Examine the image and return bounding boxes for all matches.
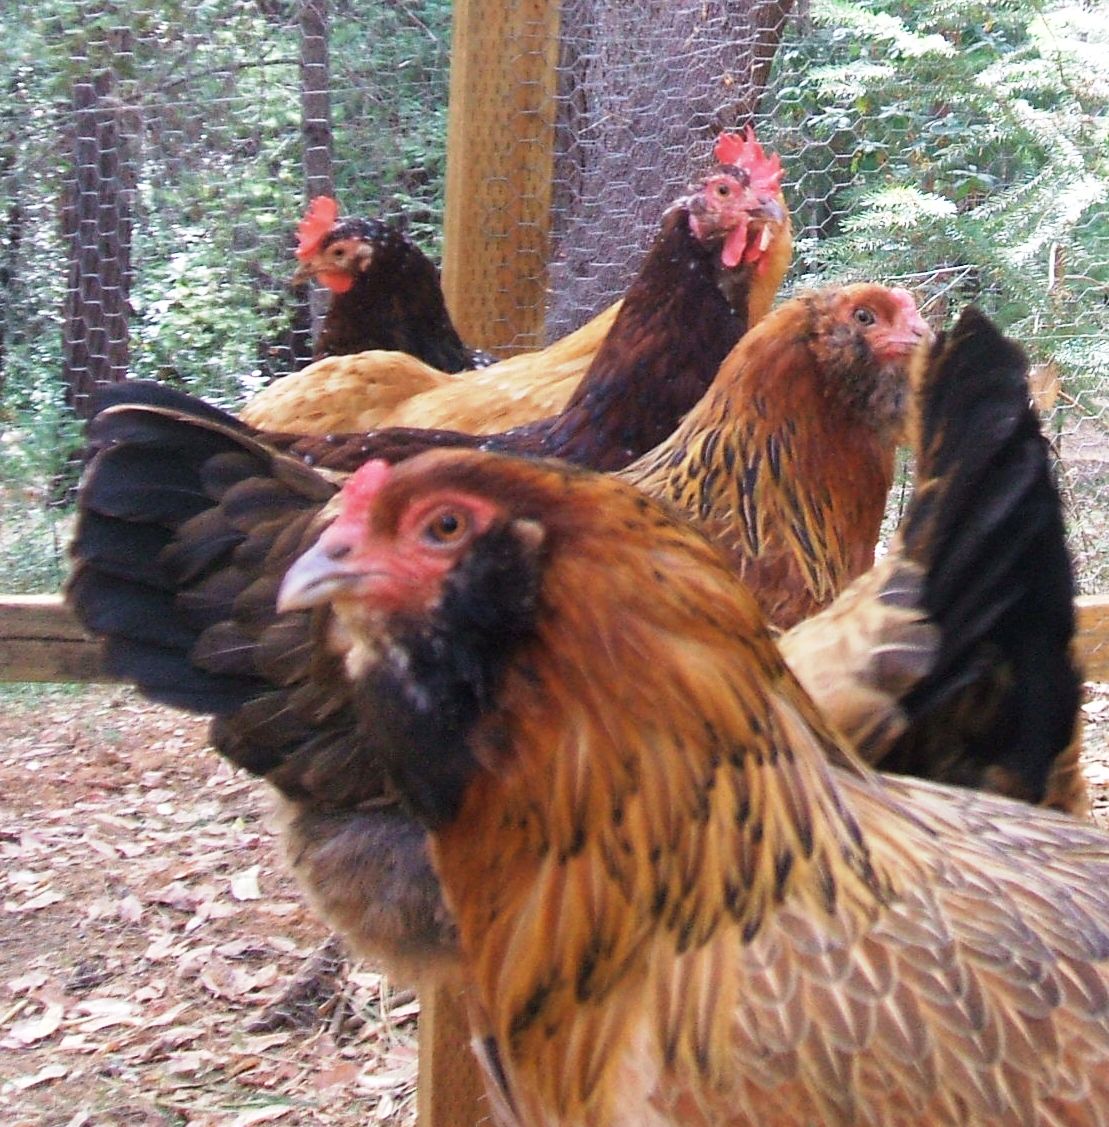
[0,0,1106,598]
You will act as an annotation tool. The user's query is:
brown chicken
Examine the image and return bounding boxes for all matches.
[241,130,792,437]
[66,306,1086,996]
[249,283,925,623]
[289,196,493,369]
[620,282,927,627]
[274,392,1104,1123]
[782,308,1085,813]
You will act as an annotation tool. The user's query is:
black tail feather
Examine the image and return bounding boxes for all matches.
[66,382,362,789]
[881,308,1080,803]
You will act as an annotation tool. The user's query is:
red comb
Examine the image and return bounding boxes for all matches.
[713,126,783,195]
[296,196,340,261]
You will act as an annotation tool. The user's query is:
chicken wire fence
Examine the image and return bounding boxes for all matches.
[0,0,1106,597]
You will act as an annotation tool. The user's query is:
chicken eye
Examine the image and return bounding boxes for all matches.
[854,307,876,326]
[422,509,470,546]
[715,182,731,198]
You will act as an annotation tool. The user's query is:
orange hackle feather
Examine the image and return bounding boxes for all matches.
[296,196,340,261]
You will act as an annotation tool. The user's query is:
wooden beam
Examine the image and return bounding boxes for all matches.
[436,6,562,1115]
[10,593,1109,685]
[0,594,115,684]
[441,0,561,354]
[1077,594,1109,682]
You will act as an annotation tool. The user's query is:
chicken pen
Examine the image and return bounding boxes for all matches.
[1,1,1108,1124]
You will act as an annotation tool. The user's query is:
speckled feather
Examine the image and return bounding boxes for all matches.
[311,452,1109,1127]
[622,283,915,628]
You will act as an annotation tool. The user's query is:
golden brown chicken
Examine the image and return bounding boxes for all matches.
[67,306,1087,1001]
[620,282,927,627]
[241,130,791,436]
[275,403,1105,1124]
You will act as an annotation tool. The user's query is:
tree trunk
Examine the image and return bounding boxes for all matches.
[299,0,332,359]
[546,0,795,337]
[0,81,22,410]
[61,66,136,419]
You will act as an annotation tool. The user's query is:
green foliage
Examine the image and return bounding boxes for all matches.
[329,0,452,252]
[765,0,1109,388]
[0,0,454,591]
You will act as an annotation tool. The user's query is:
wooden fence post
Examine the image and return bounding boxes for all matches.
[431,1,562,1121]
[441,0,561,354]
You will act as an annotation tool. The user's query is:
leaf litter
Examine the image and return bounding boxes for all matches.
[0,686,417,1125]
[6,680,1109,1125]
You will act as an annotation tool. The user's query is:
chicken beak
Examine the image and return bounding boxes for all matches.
[749,196,786,225]
[277,540,375,612]
[879,326,934,361]
[290,260,316,287]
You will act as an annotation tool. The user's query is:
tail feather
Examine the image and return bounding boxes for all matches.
[65,382,374,797]
[785,307,1083,812]
[882,307,1080,805]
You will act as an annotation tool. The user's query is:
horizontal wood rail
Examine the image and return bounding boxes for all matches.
[6,592,1109,684]
[5,586,1109,1127]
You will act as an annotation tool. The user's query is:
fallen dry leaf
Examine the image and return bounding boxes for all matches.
[7,1001,64,1045]
[3,1062,68,1091]
[7,889,65,913]
[5,972,47,996]
[117,893,144,923]
[230,866,263,902]
[229,1106,295,1126]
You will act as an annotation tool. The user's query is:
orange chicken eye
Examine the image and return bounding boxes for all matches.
[715,182,731,197]
[422,509,471,547]
[854,307,876,326]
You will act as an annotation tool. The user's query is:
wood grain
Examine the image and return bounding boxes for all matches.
[441,0,561,355]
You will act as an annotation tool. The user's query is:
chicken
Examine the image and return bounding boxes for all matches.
[782,307,1085,813]
[273,384,1105,1123]
[619,282,926,627]
[289,196,492,370]
[263,281,926,623]
[241,130,792,437]
[66,305,1085,993]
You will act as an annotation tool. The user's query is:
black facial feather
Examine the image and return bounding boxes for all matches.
[353,521,546,829]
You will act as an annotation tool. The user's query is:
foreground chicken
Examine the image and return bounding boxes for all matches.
[241,130,791,437]
[289,196,492,369]
[275,358,1106,1125]
[67,307,1086,992]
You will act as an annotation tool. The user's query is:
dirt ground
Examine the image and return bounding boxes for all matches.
[4,682,1109,1126]
[0,686,418,1127]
